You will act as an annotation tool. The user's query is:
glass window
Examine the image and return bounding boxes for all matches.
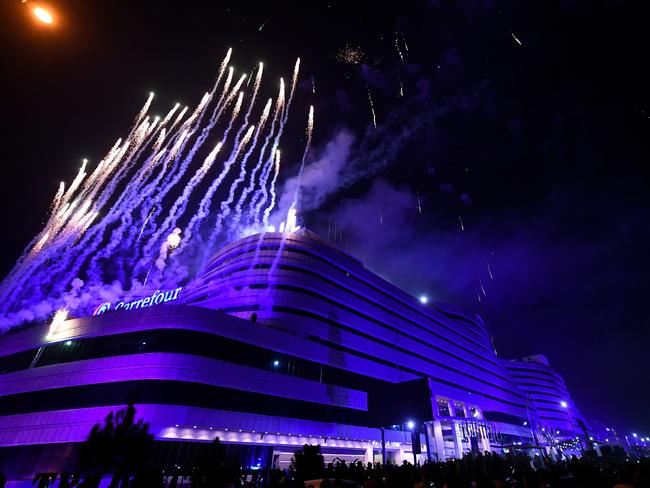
[437,400,450,417]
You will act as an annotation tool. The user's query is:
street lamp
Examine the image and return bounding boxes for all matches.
[21,1,56,25]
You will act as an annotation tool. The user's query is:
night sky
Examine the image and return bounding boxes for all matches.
[1,1,649,434]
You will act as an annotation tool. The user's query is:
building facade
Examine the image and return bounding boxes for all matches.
[0,230,587,480]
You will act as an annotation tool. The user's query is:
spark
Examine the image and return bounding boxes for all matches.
[306,104,314,142]
[49,181,65,216]
[160,103,180,127]
[311,76,316,94]
[336,44,364,64]
[33,232,50,254]
[416,191,422,214]
[487,262,494,280]
[398,74,404,97]
[458,214,465,231]
[510,31,522,46]
[258,18,270,31]
[166,228,181,251]
[137,207,156,242]
[401,33,409,54]
[395,33,405,62]
[135,92,155,127]
[367,87,377,129]
[289,58,300,102]
[47,309,68,338]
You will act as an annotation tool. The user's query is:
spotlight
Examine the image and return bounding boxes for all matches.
[419,295,429,304]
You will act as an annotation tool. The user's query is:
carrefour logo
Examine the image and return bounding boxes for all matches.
[93,302,112,315]
[93,287,182,316]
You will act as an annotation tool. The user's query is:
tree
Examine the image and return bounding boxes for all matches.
[292,445,324,483]
[78,404,154,487]
[191,437,240,488]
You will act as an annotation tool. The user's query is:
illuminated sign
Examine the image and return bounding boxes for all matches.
[93,287,182,316]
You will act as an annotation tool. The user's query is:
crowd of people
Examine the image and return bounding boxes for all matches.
[265,451,650,488]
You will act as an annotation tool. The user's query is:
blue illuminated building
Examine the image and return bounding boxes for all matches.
[0,230,599,480]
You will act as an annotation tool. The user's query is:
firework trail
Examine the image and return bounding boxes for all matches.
[258,18,271,31]
[227,97,274,233]
[132,90,247,280]
[395,32,405,63]
[172,123,256,264]
[510,31,522,46]
[288,58,300,110]
[205,64,267,237]
[287,105,314,214]
[160,102,181,127]
[142,141,223,266]
[206,121,268,252]
[401,33,409,54]
[135,70,245,258]
[262,149,282,227]
[251,59,301,224]
[268,105,315,275]
[367,87,377,129]
[0,137,131,306]
[64,114,195,289]
[0,48,311,329]
[132,92,154,133]
[230,98,278,228]
[248,78,286,222]
[23,181,66,258]
[168,105,189,135]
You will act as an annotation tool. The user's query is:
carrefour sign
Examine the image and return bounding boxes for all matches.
[93,287,183,316]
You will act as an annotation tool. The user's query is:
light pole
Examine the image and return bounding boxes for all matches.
[406,421,418,465]
[422,421,432,462]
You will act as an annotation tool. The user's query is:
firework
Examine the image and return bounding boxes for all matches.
[46,308,68,339]
[336,44,364,64]
[394,33,405,63]
[284,105,314,219]
[0,49,310,330]
[367,87,377,129]
[510,31,522,46]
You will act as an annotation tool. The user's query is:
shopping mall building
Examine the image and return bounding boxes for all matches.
[0,230,592,479]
